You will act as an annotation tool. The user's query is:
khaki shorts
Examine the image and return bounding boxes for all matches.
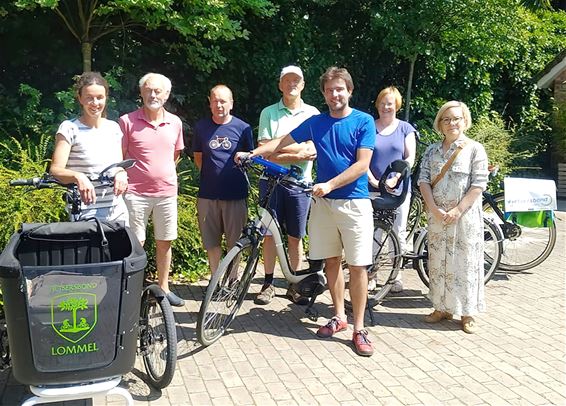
[197,198,247,250]
[308,197,373,266]
[124,193,178,242]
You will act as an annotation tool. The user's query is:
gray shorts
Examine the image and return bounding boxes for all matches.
[197,198,247,250]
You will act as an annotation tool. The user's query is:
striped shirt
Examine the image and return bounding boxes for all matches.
[56,118,124,213]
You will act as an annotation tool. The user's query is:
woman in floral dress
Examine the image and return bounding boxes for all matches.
[418,101,488,334]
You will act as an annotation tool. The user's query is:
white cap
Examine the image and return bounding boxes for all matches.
[279,65,303,80]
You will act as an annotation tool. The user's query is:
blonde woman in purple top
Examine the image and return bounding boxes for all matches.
[368,86,416,292]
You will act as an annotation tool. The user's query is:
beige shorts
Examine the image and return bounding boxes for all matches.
[197,198,247,250]
[124,193,178,242]
[308,197,373,266]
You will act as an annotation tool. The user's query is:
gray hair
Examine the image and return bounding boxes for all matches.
[138,73,172,93]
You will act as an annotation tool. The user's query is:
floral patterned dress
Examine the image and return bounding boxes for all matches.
[418,137,489,316]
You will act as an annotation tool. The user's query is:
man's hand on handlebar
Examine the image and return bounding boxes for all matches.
[234,151,253,165]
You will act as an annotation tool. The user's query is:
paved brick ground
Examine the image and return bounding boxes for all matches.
[1,210,564,405]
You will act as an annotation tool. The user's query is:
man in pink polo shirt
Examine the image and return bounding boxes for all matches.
[119,72,185,306]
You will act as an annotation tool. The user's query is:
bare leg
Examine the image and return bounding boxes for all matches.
[348,265,368,332]
[324,256,346,320]
[156,239,173,293]
[206,246,222,274]
[262,235,277,277]
[287,236,303,272]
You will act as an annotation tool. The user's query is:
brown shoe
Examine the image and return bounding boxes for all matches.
[424,310,453,323]
[462,316,476,334]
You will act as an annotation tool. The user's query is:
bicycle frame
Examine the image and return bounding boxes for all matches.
[248,169,322,285]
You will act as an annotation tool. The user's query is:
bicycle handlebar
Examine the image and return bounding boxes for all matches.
[238,154,312,191]
[9,159,136,189]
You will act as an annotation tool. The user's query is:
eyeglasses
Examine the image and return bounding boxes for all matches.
[440,116,463,125]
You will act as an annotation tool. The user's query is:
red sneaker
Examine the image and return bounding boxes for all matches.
[316,317,348,338]
[352,330,374,357]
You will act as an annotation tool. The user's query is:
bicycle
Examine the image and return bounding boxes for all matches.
[196,155,327,348]
[2,160,176,390]
[481,168,557,271]
[406,131,428,242]
[362,160,502,308]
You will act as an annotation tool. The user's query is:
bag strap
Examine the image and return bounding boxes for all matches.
[431,141,468,188]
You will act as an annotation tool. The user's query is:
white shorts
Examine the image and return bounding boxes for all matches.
[124,193,178,242]
[308,197,373,266]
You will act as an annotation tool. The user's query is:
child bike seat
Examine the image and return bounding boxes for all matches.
[371,159,411,211]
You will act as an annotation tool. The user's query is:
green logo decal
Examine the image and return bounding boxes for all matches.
[51,293,97,343]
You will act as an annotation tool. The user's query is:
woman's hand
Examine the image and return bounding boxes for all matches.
[113,170,128,196]
[76,173,96,204]
[431,207,447,222]
[443,207,462,225]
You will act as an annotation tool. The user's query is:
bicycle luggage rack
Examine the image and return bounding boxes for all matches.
[0,220,146,405]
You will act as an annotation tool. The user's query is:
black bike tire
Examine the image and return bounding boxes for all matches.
[414,217,502,287]
[140,285,177,389]
[483,218,503,283]
[407,193,425,241]
[483,192,557,271]
[197,238,258,347]
[367,220,401,304]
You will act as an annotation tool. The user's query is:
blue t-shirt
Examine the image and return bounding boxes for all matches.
[291,109,375,199]
[193,116,254,200]
[369,120,416,192]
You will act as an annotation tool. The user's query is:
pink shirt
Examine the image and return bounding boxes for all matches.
[120,108,185,197]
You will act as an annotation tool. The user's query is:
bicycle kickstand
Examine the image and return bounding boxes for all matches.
[304,295,319,321]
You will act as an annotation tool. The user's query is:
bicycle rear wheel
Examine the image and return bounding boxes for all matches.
[414,217,502,287]
[367,220,401,304]
[197,238,258,347]
[483,192,556,271]
[139,285,177,389]
[406,193,425,241]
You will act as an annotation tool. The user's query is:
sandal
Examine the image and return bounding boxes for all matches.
[424,310,453,323]
[462,316,476,334]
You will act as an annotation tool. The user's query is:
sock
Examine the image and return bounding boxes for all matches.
[264,273,274,286]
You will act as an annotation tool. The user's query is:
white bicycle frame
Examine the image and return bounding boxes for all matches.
[255,206,323,285]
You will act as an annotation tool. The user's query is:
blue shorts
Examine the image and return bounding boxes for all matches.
[258,179,310,239]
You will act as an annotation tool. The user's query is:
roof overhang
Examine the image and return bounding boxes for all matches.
[536,53,566,89]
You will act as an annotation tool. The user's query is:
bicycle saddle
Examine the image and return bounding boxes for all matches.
[371,159,411,211]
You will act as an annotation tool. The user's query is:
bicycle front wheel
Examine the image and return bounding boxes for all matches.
[483,192,556,271]
[139,285,177,389]
[367,220,401,304]
[197,238,258,347]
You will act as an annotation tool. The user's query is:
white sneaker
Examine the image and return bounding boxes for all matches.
[390,280,403,293]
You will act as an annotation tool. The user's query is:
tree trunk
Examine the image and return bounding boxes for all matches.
[404,54,417,122]
[82,42,92,72]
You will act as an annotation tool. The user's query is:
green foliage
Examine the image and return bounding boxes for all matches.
[467,113,514,190]
[0,84,56,144]
[13,0,276,72]
[0,135,66,248]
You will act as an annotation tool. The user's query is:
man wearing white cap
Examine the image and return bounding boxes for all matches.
[254,65,320,305]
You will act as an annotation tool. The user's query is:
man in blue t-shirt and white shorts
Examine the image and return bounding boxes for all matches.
[193,85,254,275]
[237,67,376,357]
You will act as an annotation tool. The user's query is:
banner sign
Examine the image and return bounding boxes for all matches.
[504,177,557,212]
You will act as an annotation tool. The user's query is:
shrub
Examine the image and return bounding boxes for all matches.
[0,135,65,248]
